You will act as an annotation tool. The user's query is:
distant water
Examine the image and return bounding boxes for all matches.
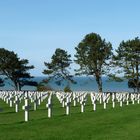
[0,76,133,92]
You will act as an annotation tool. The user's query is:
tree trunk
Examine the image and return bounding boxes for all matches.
[136,61,139,92]
[133,88,136,93]
[15,82,21,91]
[96,75,102,92]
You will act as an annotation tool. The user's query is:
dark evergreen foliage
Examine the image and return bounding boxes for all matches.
[74,33,113,92]
[0,48,34,90]
[0,78,4,87]
[112,37,140,92]
[43,48,76,86]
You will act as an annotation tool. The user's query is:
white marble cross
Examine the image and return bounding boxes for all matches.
[126,94,129,105]
[22,93,31,122]
[102,93,109,109]
[90,93,97,111]
[120,94,123,107]
[33,93,38,111]
[62,94,65,108]
[9,93,14,107]
[14,95,20,112]
[46,94,52,118]
[131,94,135,105]
[112,93,115,108]
[80,95,85,113]
[65,96,71,115]
[99,93,102,104]
[73,92,77,107]
[137,94,140,104]
[38,93,41,105]
[80,93,87,113]
[6,93,9,104]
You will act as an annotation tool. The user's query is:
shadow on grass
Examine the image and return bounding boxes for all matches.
[2,111,15,114]
[0,121,25,125]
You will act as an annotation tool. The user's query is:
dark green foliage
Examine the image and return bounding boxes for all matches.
[128,79,140,90]
[75,33,113,92]
[108,74,124,82]
[43,48,76,86]
[112,37,140,92]
[21,80,38,86]
[64,85,72,92]
[36,82,53,91]
[0,78,4,87]
[0,48,34,90]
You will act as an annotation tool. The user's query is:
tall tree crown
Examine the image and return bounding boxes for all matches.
[43,48,74,86]
[112,37,140,91]
[75,33,112,76]
[0,48,34,90]
[74,33,112,92]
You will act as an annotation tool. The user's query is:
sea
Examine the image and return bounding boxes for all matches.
[0,76,134,92]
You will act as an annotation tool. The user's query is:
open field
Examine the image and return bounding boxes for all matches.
[0,95,140,140]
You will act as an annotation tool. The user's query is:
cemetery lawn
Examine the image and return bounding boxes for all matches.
[0,96,140,140]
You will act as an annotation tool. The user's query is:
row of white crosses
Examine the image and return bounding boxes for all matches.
[22,91,49,121]
[55,92,72,115]
[55,91,88,114]
[1,91,140,122]
[0,91,21,110]
[0,91,50,122]
[115,92,140,106]
[90,92,110,110]
[90,92,140,110]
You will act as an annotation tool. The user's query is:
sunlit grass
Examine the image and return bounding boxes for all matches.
[0,95,140,140]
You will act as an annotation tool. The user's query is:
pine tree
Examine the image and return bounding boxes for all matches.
[0,48,35,90]
[74,33,113,92]
[43,48,75,87]
[112,37,140,92]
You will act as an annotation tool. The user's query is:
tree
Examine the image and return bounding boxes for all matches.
[74,33,113,92]
[128,79,140,92]
[112,37,140,92]
[36,82,52,91]
[0,78,4,87]
[64,85,72,92]
[43,48,75,87]
[0,48,34,90]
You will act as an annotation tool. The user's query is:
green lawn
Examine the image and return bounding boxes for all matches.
[0,95,140,140]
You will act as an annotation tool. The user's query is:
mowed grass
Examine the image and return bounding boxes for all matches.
[0,95,140,140]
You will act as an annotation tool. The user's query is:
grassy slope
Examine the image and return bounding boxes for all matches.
[0,95,140,140]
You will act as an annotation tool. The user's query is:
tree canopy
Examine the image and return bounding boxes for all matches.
[43,48,75,87]
[0,48,35,90]
[74,33,113,92]
[112,37,140,92]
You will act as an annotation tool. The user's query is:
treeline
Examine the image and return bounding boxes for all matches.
[0,33,140,92]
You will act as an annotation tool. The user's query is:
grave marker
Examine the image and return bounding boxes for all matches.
[14,95,20,112]
[46,94,52,118]
[22,93,31,122]
[65,96,70,115]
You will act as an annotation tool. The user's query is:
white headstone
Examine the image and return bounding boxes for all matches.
[22,92,31,122]
[15,95,19,112]
[65,96,70,115]
[112,93,115,108]
[46,94,52,118]
[34,93,38,111]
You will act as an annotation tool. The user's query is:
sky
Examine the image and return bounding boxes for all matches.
[0,0,140,76]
